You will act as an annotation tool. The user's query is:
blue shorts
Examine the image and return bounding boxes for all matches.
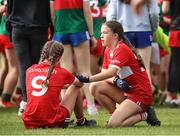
[124,31,152,48]
[53,31,89,47]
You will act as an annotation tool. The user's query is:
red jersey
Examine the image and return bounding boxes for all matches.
[22,62,75,128]
[102,42,152,105]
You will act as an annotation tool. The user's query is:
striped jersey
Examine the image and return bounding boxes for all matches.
[90,0,107,38]
[53,0,89,34]
[0,0,9,35]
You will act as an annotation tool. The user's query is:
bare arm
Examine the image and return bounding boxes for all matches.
[0,4,6,14]
[83,0,97,48]
[163,16,171,25]
[89,67,119,82]
[73,78,84,88]
[162,1,171,24]
[162,0,170,14]
[63,77,84,89]
[83,0,94,36]
[50,0,54,24]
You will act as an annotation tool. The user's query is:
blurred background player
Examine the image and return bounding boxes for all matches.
[155,0,171,105]
[106,0,159,90]
[89,0,108,75]
[166,0,180,107]
[6,0,51,115]
[51,0,98,115]
[82,0,108,108]
[0,0,18,107]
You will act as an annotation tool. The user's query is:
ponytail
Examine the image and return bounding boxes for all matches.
[40,41,64,88]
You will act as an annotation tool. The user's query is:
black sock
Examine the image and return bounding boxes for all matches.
[16,87,22,95]
[0,88,3,96]
[1,93,12,102]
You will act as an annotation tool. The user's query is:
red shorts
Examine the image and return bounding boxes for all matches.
[169,30,180,47]
[127,96,150,112]
[0,34,13,52]
[23,105,70,129]
[160,48,169,57]
[50,105,71,128]
[90,38,104,57]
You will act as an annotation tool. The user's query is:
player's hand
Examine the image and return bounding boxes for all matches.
[113,76,131,92]
[75,74,90,83]
[90,36,97,50]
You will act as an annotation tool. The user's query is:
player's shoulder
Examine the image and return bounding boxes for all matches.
[116,41,129,51]
[55,66,71,74]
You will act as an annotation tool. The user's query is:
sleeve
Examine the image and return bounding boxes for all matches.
[63,69,76,85]
[106,0,117,21]
[149,0,159,32]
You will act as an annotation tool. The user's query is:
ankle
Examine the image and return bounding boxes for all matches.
[1,93,12,102]
[87,104,96,108]
[16,87,22,95]
[140,112,147,121]
[0,88,3,96]
[76,117,86,125]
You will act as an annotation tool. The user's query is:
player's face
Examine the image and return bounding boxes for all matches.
[100,25,115,47]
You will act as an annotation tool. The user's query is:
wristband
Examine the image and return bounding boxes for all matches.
[89,34,94,38]
[75,74,90,83]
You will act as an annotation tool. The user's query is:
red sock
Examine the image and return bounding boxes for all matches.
[171,95,177,100]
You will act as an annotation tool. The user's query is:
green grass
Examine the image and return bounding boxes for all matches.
[0,106,180,135]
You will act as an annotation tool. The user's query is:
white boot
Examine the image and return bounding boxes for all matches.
[18,100,27,116]
[87,104,98,115]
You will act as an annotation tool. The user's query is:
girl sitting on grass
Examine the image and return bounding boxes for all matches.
[22,41,96,129]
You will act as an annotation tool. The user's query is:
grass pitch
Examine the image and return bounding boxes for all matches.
[0,106,180,135]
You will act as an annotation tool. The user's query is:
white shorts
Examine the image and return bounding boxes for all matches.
[151,42,160,65]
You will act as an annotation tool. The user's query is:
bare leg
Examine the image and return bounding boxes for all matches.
[60,45,74,98]
[90,54,101,75]
[0,53,8,94]
[3,48,19,95]
[60,45,74,72]
[90,81,143,127]
[108,99,142,127]
[61,85,83,118]
[138,46,152,86]
[90,80,125,114]
[74,41,97,115]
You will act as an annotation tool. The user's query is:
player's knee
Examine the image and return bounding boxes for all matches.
[107,120,123,128]
[89,82,99,97]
